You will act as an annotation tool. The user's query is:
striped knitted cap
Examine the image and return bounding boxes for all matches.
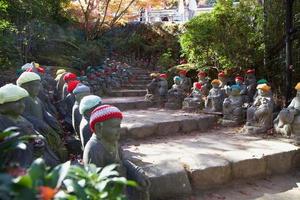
[89,105,123,132]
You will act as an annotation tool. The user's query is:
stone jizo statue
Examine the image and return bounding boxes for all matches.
[179,70,192,94]
[222,85,245,126]
[197,71,211,96]
[245,69,257,103]
[165,76,185,110]
[182,82,204,111]
[158,74,168,106]
[62,72,77,100]
[79,95,102,149]
[244,84,273,134]
[0,84,60,167]
[16,72,68,161]
[72,84,91,137]
[145,73,160,103]
[83,105,150,200]
[274,83,300,141]
[205,79,225,112]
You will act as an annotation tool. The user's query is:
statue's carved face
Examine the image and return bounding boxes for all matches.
[0,99,25,117]
[95,118,121,143]
[21,80,41,97]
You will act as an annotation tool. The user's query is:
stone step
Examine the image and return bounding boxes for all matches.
[102,96,155,111]
[130,80,150,85]
[121,126,300,200]
[122,85,147,90]
[195,173,300,200]
[120,109,219,140]
[109,89,147,97]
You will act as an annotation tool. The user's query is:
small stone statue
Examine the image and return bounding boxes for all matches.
[16,72,68,161]
[0,84,60,167]
[179,70,192,94]
[182,82,204,111]
[253,79,272,99]
[79,95,102,149]
[235,76,249,103]
[59,80,80,129]
[205,79,225,112]
[165,76,186,110]
[222,85,245,126]
[83,105,150,200]
[145,73,160,103]
[62,72,77,100]
[197,71,211,96]
[158,74,168,106]
[218,71,227,89]
[244,84,273,134]
[54,69,67,102]
[72,84,91,137]
[274,83,300,140]
[245,69,257,102]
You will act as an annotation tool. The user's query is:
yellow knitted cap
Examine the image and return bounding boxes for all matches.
[211,79,221,85]
[295,82,300,90]
[56,69,66,76]
[0,84,29,104]
[150,73,160,77]
[257,83,271,92]
[16,72,41,86]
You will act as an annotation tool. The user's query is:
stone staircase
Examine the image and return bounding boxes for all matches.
[102,67,300,200]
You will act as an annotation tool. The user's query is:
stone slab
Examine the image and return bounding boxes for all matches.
[122,127,300,199]
[103,96,154,111]
[143,161,192,200]
[121,109,219,139]
[196,173,300,200]
[122,85,147,90]
[110,89,147,97]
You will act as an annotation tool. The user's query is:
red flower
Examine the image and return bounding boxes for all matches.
[38,186,57,200]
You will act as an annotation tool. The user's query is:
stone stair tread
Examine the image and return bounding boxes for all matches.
[120,109,219,139]
[102,96,154,111]
[111,89,147,92]
[103,96,145,103]
[196,173,300,200]
[121,126,300,199]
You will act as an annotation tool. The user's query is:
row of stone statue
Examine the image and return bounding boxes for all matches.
[0,63,149,199]
[145,69,300,138]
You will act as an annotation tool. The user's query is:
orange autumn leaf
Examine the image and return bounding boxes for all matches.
[38,186,58,200]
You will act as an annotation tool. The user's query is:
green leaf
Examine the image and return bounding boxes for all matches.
[13,175,32,188]
[99,164,119,180]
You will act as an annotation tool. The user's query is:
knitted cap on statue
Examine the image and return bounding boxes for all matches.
[89,105,123,132]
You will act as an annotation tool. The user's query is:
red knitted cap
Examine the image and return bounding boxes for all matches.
[89,105,123,132]
[63,72,77,81]
[193,82,202,90]
[246,69,255,74]
[160,74,167,79]
[235,76,244,82]
[197,71,207,77]
[67,80,80,93]
[26,67,45,74]
[179,70,187,76]
[218,71,225,77]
